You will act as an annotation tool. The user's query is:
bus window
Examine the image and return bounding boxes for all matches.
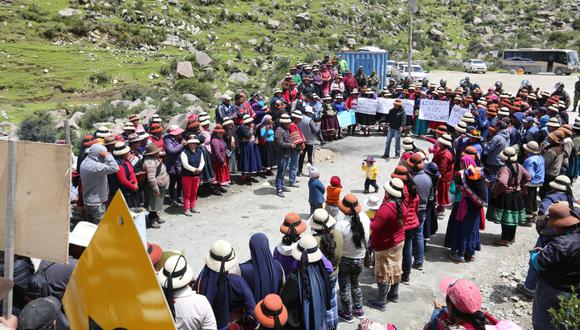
[568,51,579,66]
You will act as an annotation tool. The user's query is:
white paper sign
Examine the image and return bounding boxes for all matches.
[448,105,468,127]
[378,98,415,115]
[354,98,378,115]
[419,99,450,123]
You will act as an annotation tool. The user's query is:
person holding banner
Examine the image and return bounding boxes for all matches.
[321,95,340,141]
[382,100,406,159]
[346,89,360,136]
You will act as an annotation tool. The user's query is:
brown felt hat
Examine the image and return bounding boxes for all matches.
[338,194,362,215]
[391,165,409,182]
[548,203,580,230]
[279,213,307,236]
[406,153,425,171]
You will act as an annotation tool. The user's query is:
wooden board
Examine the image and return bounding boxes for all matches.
[0,140,71,264]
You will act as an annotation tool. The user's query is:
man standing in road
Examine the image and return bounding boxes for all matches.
[275,114,295,197]
[298,106,322,176]
[382,99,406,159]
[574,76,580,112]
[80,143,119,224]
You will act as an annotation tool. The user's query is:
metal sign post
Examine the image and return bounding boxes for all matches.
[3,140,16,317]
[64,119,71,145]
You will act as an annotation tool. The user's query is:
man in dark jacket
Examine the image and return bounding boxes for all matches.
[382,99,406,159]
[275,114,295,197]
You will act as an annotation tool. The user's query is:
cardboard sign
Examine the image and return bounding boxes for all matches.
[419,99,450,123]
[337,110,356,128]
[354,98,378,115]
[63,192,174,330]
[448,105,469,127]
[0,140,71,264]
[378,98,415,115]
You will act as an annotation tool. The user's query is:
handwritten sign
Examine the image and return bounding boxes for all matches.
[419,99,450,123]
[378,98,415,115]
[337,110,356,127]
[354,98,378,115]
[448,105,468,127]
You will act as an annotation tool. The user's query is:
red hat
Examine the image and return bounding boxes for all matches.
[279,213,307,236]
[330,176,342,188]
[439,277,482,314]
[82,134,97,147]
[147,243,163,267]
[254,294,288,329]
[391,165,409,182]
[149,123,164,134]
[213,124,225,134]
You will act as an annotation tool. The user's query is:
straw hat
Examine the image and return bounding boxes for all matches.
[466,128,482,140]
[549,175,571,192]
[137,130,150,140]
[157,255,195,290]
[498,108,510,117]
[454,121,467,134]
[435,125,447,136]
[128,114,139,122]
[309,209,336,231]
[168,125,184,136]
[95,126,111,138]
[547,203,580,230]
[144,143,160,156]
[183,136,199,145]
[222,117,234,126]
[500,147,517,162]
[462,113,476,124]
[69,221,98,247]
[254,294,288,329]
[206,240,238,273]
[548,130,565,144]
[280,213,307,236]
[112,141,131,156]
[104,135,118,146]
[402,137,414,151]
[546,117,561,128]
[438,134,453,147]
[123,123,136,131]
[291,110,303,120]
[291,234,323,263]
[364,194,382,210]
[338,193,362,215]
[522,141,540,155]
[279,114,291,124]
[384,178,404,198]
[127,133,144,143]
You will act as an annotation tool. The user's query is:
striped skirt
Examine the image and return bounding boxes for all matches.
[487,191,526,226]
[326,274,338,330]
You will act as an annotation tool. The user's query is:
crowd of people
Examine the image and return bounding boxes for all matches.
[1,56,579,330]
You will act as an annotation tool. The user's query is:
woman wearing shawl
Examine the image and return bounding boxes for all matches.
[273,213,308,278]
[281,235,331,330]
[210,124,230,191]
[237,233,285,302]
[321,65,332,96]
[423,163,441,240]
[486,147,531,246]
[257,115,277,175]
[432,134,455,213]
[444,156,488,263]
[196,240,257,329]
[236,114,264,183]
[157,255,217,330]
[310,209,344,330]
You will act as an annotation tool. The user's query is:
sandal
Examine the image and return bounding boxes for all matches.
[493,239,509,246]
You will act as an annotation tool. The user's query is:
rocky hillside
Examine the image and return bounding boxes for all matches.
[0,0,578,121]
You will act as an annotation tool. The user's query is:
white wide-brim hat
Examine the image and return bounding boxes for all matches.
[455,122,467,134]
[309,209,336,231]
[383,178,404,198]
[438,134,453,147]
[363,194,382,210]
[69,221,98,247]
[500,147,518,162]
[549,175,571,192]
[156,255,195,290]
[206,240,238,273]
[292,235,322,263]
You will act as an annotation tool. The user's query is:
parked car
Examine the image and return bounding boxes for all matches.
[464,59,487,73]
[386,60,396,75]
[401,64,427,82]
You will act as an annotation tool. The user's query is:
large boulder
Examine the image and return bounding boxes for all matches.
[58,8,80,18]
[69,111,85,128]
[429,28,444,41]
[110,100,132,108]
[267,19,281,30]
[48,109,67,122]
[176,61,194,77]
[168,113,188,128]
[127,99,143,111]
[195,51,212,67]
[473,17,482,25]
[228,72,250,85]
[482,13,496,23]
[185,105,204,115]
[182,94,202,105]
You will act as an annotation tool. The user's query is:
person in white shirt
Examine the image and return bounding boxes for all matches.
[334,194,370,322]
[157,255,217,330]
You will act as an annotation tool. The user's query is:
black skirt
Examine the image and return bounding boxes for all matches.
[199,147,215,183]
[356,112,376,126]
[259,141,277,170]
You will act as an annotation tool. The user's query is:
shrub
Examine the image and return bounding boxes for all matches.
[88,71,110,85]
[18,112,57,142]
[42,23,66,40]
[79,103,129,130]
[174,78,213,104]
[122,88,145,101]
[66,17,89,37]
[549,287,580,330]
[573,18,580,30]
[20,4,48,23]
[547,31,573,48]
[157,98,186,117]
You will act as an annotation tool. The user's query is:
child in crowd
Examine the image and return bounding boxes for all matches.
[307,164,325,214]
[361,156,379,194]
[325,176,342,218]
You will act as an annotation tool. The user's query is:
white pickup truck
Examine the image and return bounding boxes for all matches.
[464,59,487,73]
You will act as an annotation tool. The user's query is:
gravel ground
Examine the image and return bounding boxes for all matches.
[148,71,579,330]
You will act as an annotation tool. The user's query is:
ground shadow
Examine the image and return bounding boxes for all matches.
[480,232,501,246]
[253,187,277,196]
[488,283,516,304]
[164,205,184,215]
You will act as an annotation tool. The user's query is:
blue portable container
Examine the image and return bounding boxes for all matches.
[337,47,389,90]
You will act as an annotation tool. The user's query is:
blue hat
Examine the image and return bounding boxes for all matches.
[522,116,534,123]
[425,162,440,177]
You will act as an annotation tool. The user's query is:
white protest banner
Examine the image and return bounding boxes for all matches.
[0,140,71,263]
[354,98,378,115]
[378,98,415,115]
[337,110,356,128]
[419,99,450,123]
[448,105,468,127]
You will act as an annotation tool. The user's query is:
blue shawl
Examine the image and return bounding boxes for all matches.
[240,233,283,301]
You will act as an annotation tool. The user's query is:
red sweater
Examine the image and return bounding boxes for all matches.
[432,148,454,182]
[403,185,420,230]
[148,135,165,152]
[370,201,407,251]
[116,159,138,191]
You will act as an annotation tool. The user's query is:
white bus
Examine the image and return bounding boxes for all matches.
[501,48,579,75]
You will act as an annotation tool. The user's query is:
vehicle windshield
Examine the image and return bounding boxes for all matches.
[387,61,396,66]
[568,51,579,66]
[412,66,423,73]
[472,60,484,64]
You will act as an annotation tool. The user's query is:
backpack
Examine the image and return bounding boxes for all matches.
[27,262,55,301]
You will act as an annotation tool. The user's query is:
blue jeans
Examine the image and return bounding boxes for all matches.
[532,278,570,330]
[412,210,426,265]
[384,128,401,157]
[276,157,289,191]
[402,229,416,278]
[289,150,299,184]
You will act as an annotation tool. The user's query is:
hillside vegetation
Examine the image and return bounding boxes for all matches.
[0,0,578,121]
